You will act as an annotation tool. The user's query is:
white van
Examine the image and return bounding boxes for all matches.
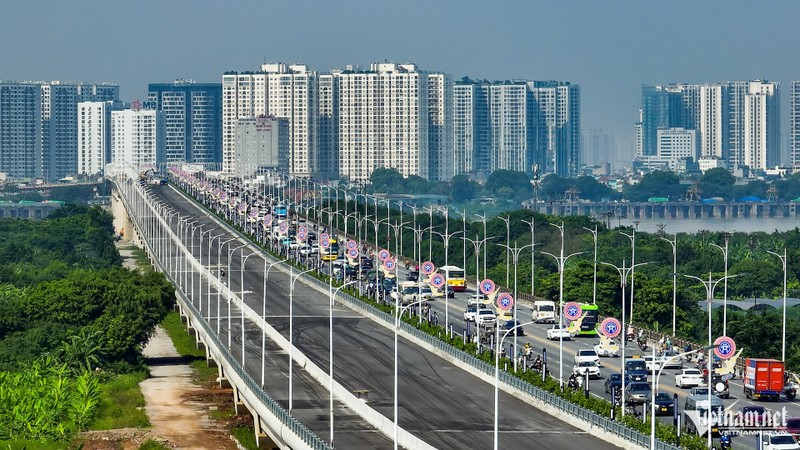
[532,301,556,323]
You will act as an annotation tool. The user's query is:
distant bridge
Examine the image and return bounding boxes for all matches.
[529,200,800,220]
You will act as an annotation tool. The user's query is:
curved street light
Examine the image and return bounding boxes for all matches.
[494,319,536,450]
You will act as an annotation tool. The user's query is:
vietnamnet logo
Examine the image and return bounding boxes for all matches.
[698,406,789,435]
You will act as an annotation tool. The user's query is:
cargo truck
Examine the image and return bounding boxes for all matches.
[743,358,784,401]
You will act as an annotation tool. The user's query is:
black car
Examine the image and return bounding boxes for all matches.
[605,373,623,393]
[441,285,456,298]
[406,270,419,282]
[648,392,674,415]
[502,320,525,336]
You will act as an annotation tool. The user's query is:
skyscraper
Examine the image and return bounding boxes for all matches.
[638,84,683,157]
[427,73,453,181]
[147,80,222,165]
[77,101,122,176]
[529,81,581,177]
[110,108,165,166]
[0,82,42,179]
[233,116,289,177]
[791,81,800,170]
[581,129,616,166]
[221,64,317,177]
[743,80,780,171]
[41,82,119,180]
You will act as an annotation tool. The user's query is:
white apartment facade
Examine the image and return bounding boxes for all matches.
[77,101,118,175]
[233,116,289,178]
[743,80,779,171]
[110,109,164,166]
[791,81,800,170]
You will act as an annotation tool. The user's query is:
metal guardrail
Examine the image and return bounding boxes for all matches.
[113,179,330,450]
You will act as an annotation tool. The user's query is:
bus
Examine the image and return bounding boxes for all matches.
[274,204,288,219]
[438,265,466,291]
[576,303,599,336]
[320,239,340,261]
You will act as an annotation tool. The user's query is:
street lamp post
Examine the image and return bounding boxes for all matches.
[462,235,498,290]
[329,279,358,448]
[498,242,535,371]
[619,229,636,322]
[288,266,318,413]
[226,244,248,349]
[522,219,537,297]
[542,222,585,388]
[494,320,536,450]
[394,298,428,450]
[710,233,731,335]
[659,233,678,336]
[498,215,511,287]
[261,259,289,387]
[684,272,742,450]
[601,260,651,417]
[473,213,488,280]
[431,229,464,332]
[217,238,237,333]
[240,251,259,366]
[650,344,719,450]
[582,225,598,305]
[767,248,788,362]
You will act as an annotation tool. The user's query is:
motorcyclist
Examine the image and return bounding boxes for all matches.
[568,373,578,389]
[532,355,542,371]
[524,342,532,356]
[719,434,731,449]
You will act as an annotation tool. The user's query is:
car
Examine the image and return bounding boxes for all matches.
[624,382,652,404]
[468,292,489,306]
[416,285,434,302]
[659,349,685,369]
[502,320,525,336]
[298,244,312,256]
[736,406,771,427]
[676,368,705,388]
[648,392,675,416]
[464,305,478,322]
[689,386,710,397]
[573,360,600,379]
[594,339,620,357]
[605,373,626,394]
[406,270,419,282]
[434,285,455,298]
[783,417,800,440]
[546,324,572,341]
[761,432,800,450]
[474,309,497,326]
[574,349,600,366]
[711,374,730,399]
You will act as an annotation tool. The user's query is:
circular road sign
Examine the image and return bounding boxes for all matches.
[563,302,582,321]
[384,259,397,271]
[320,233,330,249]
[278,221,289,235]
[480,279,496,295]
[347,248,359,259]
[430,273,445,288]
[378,249,391,262]
[263,215,273,227]
[298,226,307,240]
[600,317,622,338]
[714,336,737,360]
[346,240,357,250]
[496,293,514,311]
[421,261,436,275]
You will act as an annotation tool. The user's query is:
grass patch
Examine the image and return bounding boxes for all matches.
[0,441,70,450]
[90,372,150,430]
[231,427,259,450]
[209,406,236,420]
[138,439,170,450]
[125,245,154,274]
[160,312,218,384]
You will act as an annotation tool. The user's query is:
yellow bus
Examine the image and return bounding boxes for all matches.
[320,239,340,261]
[438,265,466,291]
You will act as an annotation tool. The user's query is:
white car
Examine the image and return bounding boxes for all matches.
[761,433,800,450]
[474,309,497,326]
[594,340,620,357]
[298,244,312,256]
[546,324,572,341]
[574,349,600,366]
[573,361,601,379]
[463,304,478,322]
[676,368,706,388]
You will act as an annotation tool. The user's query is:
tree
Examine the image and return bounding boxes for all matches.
[450,174,477,202]
[485,170,532,201]
[368,168,404,193]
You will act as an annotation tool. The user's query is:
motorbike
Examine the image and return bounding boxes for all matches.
[785,380,798,401]
[568,373,585,390]
[531,358,543,372]
[718,434,732,450]
[637,338,648,351]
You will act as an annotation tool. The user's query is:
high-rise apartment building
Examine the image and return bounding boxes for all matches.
[637,80,780,171]
[41,82,119,180]
[744,80,780,171]
[77,101,122,176]
[221,64,317,177]
[581,129,616,166]
[110,108,165,166]
[336,63,429,181]
[453,79,580,177]
[791,81,800,170]
[0,83,42,179]
[317,73,339,180]
[147,80,221,165]
[427,73,453,181]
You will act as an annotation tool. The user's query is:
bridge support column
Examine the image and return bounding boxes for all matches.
[232,385,244,415]
[217,364,231,388]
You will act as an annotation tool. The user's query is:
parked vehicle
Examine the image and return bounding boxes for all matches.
[744,358,784,401]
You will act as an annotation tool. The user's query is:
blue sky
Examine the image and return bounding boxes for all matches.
[2,0,797,148]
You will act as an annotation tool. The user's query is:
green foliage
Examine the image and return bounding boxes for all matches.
[540,174,619,202]
[90,372,149,430]
[138,440,170,450]
[622,170,684,202]
[485,170,532,201]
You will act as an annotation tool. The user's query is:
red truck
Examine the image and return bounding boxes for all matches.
[743,358,784,401]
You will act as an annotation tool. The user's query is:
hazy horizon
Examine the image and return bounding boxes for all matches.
[3,0,798,155]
